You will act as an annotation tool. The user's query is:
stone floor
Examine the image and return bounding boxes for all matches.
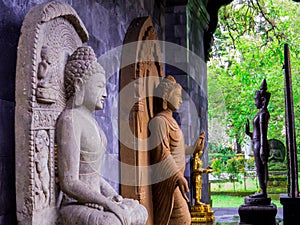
[212,207,283,225]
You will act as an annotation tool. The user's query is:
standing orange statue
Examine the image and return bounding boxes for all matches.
[149,75,206,225]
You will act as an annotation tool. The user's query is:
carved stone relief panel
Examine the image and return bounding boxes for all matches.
[33,130,50,210]
[15,2,88,224]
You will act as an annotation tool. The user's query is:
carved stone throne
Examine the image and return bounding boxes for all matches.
[15,2,88,224]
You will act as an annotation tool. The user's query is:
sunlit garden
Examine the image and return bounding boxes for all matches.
[207,146,293,208]
[207,0,300,213]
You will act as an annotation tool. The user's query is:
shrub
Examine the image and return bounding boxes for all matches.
[227,155,245,191]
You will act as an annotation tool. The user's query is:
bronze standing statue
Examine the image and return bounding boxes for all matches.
[245,79,271,199]
[191,131,214,205]
[239,79,277,225]
[190,132,215,224]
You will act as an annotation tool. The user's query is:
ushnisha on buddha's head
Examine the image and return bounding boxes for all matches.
[155,75,183,111]
[64,46,107,110]
[254,79,271,110]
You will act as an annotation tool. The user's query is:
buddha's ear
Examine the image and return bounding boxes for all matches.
[74,82,85,107]
[163,98,168,110]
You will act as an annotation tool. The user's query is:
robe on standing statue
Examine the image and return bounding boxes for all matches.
[149,111,191,225]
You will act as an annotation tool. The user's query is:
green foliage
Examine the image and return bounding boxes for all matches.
[227,156,245,191]
[211,157,226,178]
[209,143,235,154]
[210,153,256,190]
[209,153,236,165]
[245,156,255,171]
[208,0,300,149]
[268,161,287,171]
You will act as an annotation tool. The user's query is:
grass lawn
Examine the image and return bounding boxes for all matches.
[211,177,258,192]
[211,194,282,208]
[210,177,283,208]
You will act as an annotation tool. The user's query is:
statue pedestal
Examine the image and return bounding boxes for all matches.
[238,197,277,225]
[280,194,300,225]
[191,204,214,225]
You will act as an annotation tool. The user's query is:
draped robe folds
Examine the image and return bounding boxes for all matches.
[57,110,148,225]
[149,111,191,225]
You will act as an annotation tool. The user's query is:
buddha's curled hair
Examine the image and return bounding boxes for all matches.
[153,75,182,114]
[64,46,105,99]
[155,75,181,100]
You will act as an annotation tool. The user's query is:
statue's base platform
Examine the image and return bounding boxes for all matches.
[280,194,300,225]
[238,197,277,225]
[191,204,214,225]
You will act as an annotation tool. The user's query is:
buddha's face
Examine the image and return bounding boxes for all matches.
[167,87,182,111]
[83,71,107,110]
[254,95,262,109]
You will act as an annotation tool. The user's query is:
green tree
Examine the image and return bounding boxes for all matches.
[208,0,300,151]
[226,155,245,191]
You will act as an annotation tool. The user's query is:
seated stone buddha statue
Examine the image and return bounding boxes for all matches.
[56,46,148,225]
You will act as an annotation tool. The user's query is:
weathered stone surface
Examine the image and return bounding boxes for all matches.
[1,2,164,211]
[57,46,148,225]
[15,2,88,224]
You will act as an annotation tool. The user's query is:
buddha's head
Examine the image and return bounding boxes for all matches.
[255,79,271,110]
[155,75,182,112]
[64,46,107,110]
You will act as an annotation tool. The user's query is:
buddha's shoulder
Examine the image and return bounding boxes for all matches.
[57,108,85,124]
[149,113,169,130]
[150,114,167,124]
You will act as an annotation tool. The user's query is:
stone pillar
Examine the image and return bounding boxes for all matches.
[280,194,300,225]
[279,43,300,225]
[187,0,210,204]
[165,0,210,204]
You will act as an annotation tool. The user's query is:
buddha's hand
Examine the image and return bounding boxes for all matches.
[176,174,190,202]
[106,200,131,225]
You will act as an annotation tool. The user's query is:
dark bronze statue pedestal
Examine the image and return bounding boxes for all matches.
[238,197,277,225]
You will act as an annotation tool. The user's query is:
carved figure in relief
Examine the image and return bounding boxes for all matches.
[245,79,271,199]
[149,75,204,225]
[56,46,148,225]
[36,46,59,103]
[34,130,50,208]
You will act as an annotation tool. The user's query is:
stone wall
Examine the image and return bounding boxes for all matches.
[165,0,210,204]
